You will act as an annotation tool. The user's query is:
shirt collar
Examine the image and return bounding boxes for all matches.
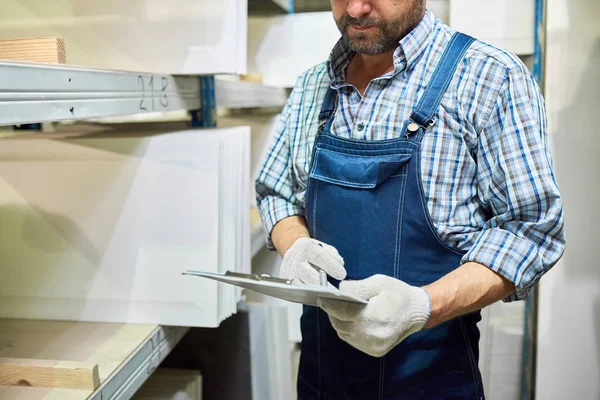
[327,10,436,87]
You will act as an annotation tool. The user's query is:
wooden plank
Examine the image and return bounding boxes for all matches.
[0,37,66,64]
[0,387,88,400]
[0,319,158,400]
[0,358,99,390]
[0,319,156,382]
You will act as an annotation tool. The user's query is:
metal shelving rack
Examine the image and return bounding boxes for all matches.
[90,326,189,400]
[521,1,547,399]
[0,2,295,398]
[0,60,201,127]
[0,320,190,400]
[0,59,198,400]
[215,79,288,110]
[0,60,288,128]
[0,57,289,399]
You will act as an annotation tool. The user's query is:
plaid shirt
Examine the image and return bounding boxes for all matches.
[255,11,565,301]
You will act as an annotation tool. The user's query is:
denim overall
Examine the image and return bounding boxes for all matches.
[298,33,484,399]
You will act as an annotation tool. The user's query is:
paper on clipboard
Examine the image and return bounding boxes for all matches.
[183,270,368,307]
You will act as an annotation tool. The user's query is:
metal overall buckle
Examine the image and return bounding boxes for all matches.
[405,117,437,138]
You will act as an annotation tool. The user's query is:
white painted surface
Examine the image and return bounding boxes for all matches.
[537,0,600,397]
[0,125,250,327]
[449,0,534,55]
[0,0,247,74]
[428,0,451,23]
[536,0,600,399]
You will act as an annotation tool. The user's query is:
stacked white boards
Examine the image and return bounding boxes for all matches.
[0,123,250,327]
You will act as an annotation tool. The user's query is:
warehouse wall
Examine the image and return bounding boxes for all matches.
[536,0,600,398]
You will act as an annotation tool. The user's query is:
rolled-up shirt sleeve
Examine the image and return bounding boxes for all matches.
[462,65,566,301]
[255,86,306,250]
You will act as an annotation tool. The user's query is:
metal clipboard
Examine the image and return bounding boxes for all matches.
[182,270,368,306]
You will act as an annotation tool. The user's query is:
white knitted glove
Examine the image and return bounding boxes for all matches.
[280,237,346,285]
[318,274,431,358]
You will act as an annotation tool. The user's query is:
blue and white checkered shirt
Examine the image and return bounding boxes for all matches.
[255,11,565,301]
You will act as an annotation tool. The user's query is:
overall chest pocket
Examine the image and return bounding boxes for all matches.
[309,147,412,189]
[306,146,414,281]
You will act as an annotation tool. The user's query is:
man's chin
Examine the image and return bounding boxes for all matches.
[346,38,378,51]
[346,26,379,38]
[346,33,377,46]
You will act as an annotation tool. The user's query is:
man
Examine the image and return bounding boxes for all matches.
[256,0,565,398]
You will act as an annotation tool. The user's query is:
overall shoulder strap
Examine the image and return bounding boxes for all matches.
[410,32,475,129]
[319,85,338,121]
[318,84,339,133]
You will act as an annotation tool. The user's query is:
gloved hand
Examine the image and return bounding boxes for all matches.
[280,237,346,285]
[318,274,431,358]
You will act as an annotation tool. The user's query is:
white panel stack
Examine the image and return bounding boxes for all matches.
[248,304,294,400]
[0,124,250,327]
[478,302,525,400]
[0,0,247,74]
[219,114,277,257]
[219,114,305,342]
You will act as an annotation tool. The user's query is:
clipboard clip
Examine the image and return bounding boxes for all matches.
[225,262,327,286]
[224,271,293,285]
[225,264,329,287]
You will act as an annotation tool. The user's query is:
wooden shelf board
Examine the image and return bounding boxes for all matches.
[0,319,159,400]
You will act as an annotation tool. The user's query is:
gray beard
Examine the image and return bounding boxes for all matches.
[336,5,426,56]
[344,32,399,56]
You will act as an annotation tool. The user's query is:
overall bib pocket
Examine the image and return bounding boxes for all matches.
[309,147,412,189]
[306,147,413,282]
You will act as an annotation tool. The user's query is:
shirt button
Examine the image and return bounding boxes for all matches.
[357,123,365,131]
